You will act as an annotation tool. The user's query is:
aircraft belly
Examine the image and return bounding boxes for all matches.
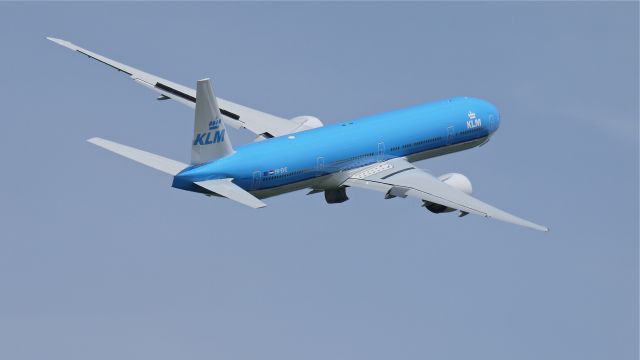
[250,175,332,199]
[406,136,488,162]
[247,137,489,199]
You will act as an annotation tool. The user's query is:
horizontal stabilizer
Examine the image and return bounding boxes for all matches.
[87,137,187,175]
[195,178,266,208]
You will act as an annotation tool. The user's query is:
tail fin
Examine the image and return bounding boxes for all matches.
[191,79,234,165]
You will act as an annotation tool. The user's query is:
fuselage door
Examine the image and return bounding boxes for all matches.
[252,170,261,190]
[378,142,385,162]
[447,126,455,145]
[316,157,325,176]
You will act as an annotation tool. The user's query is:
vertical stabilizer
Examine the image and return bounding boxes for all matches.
[191,79,233,165]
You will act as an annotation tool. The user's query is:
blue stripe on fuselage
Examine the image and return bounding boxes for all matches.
[174,97,500,193]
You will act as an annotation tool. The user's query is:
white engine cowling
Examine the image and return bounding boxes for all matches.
[290,115,323,131]
[438,173,473,195]
[424,173,473,214]
[254,116,324,142]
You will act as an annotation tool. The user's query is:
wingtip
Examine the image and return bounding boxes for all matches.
[87,137,102,145]
[534,224,550,232]
[46,37,77,50]
[46,36,63,43]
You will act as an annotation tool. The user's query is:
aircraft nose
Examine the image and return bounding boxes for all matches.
[486,102,501,133]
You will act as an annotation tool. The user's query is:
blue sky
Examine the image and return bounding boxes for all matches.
[0,2,637,360]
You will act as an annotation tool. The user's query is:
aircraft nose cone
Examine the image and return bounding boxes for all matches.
[484,101,500,133]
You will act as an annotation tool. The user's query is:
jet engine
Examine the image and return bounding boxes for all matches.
[254,116,324,142]
[423,173,472,214]
[325,187,349,204]
[291,116,323,131]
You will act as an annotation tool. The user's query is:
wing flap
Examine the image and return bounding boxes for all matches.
[195,179,266,209]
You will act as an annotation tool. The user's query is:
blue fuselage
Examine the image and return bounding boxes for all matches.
[173,97,500,197]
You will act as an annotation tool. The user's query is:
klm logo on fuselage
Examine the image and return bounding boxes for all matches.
[193,119,225,145]
[466,111,482,129]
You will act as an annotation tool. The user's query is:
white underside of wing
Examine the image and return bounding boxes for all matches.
[343,158,549,232]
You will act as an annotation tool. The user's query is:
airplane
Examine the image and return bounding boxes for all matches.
[47,37,548,232]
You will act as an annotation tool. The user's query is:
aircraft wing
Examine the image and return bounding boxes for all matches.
[47,37,307,138]
[342,158,549,232]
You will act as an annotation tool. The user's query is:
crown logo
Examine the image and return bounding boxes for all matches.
[209,119,221,130]
[467,111,476,120]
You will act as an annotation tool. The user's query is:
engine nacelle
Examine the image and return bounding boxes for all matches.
[325,187,349,204]
[254,116,324,142]
[438,173,472,195]
[290,115,323,131]
[424,173,472,214]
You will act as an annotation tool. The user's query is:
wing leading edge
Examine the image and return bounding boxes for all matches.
[47,37,308,137]
[343,158,549,232]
